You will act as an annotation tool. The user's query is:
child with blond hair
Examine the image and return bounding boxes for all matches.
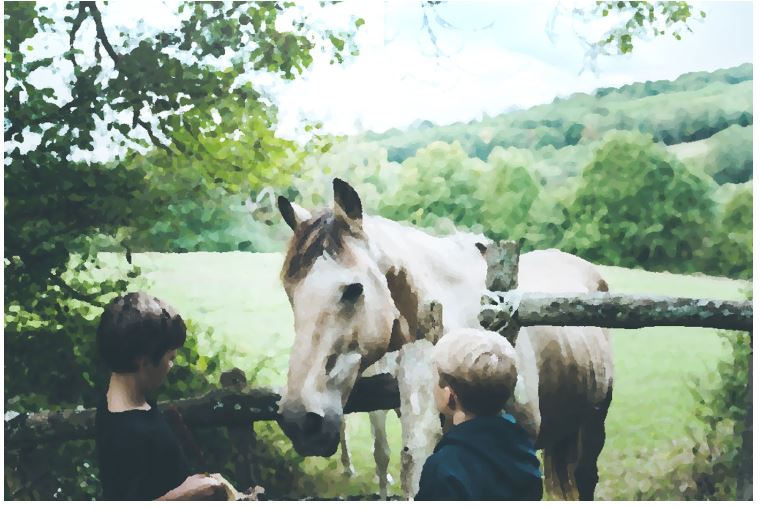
[415,328,542,501]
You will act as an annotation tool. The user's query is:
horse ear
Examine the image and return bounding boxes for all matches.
[333,178,362,228]
[277,196,312,231]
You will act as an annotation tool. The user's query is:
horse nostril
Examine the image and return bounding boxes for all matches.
[304,412,323,436]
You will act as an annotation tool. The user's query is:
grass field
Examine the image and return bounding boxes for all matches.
[105,251,749,499]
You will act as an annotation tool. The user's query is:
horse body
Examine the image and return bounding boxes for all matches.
[276,179,613,500]
[512,250,614,499]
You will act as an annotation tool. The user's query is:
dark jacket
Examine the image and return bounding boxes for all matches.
[95,395,191,500]
[415,413,543,501]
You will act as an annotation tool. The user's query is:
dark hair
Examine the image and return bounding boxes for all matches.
[439,372,512,416]
[282,209,364,282]
[96,292,186,373]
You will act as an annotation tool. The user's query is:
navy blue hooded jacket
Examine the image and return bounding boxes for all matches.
[415,414,542,501]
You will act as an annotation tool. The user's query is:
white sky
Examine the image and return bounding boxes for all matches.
[16,0,756,142]
[270,0,753,137]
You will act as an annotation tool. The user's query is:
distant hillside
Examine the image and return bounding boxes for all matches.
[359,63,753,170]
[668,124,753,184]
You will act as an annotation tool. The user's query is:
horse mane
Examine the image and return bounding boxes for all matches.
[282,208,364,282]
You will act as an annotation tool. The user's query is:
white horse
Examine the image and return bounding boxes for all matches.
[276,178,613,500]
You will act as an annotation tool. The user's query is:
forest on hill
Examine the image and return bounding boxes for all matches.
[127,64,752,282]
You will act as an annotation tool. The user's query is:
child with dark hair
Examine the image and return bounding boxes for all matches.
[95,292,230,500]
[415,328,543,501]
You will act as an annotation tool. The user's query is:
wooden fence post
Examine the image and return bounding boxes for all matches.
[400,301,444,499]
[219,368,257,490]
[479,240,521,345]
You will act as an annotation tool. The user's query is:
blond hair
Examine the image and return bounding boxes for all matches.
[433,328,518,415]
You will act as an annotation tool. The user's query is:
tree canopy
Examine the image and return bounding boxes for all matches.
[3,0,365,450]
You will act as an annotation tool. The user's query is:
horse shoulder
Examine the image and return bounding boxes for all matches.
[366,216,487,333]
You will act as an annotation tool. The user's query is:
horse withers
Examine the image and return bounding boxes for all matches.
[275,178,613,500]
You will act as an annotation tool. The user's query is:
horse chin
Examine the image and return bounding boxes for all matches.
[292,434,340,458]
[278,409,342,458]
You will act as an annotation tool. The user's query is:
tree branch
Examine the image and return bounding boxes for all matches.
[87,2,174,154]
[5,98,83,142]
[67,3,89,67]
[83,2,119,65]
[133,110,173,154]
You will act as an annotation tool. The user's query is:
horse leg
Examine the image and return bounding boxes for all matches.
[369,410,391,500]
[363,351,398,498]
[398,340,442,500]
[574,386,613,501]
[542,433,581,501]
[339,417,355,477]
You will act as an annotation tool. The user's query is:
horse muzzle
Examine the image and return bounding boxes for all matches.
[278,408,342,457]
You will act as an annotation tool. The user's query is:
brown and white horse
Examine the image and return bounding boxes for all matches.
[276,178,613,500]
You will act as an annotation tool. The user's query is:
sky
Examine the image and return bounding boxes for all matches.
[21,1,755,143]
[269,0,753,137]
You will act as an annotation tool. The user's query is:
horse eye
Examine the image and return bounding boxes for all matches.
[341,283,363,303]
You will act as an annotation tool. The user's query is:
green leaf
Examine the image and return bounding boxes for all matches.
[329,34,344,51]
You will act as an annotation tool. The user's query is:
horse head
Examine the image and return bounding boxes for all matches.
[276,179,400,456]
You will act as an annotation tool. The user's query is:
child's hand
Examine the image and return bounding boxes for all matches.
[176,473,223,500]
[207,473,240,500]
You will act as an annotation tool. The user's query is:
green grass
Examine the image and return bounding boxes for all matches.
[103,252,750,499]
[129,252,293,386]
[594,265,749,499]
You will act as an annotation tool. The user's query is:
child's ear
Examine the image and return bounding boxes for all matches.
[447,387,458,411]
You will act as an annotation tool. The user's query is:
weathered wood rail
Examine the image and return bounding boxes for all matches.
[5,374,400,449]
[480,292,753,333]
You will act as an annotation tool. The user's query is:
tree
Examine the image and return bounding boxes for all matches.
[551,1,706,71]
[381,141,483,231]
[5,0,359,406]
[562,131,716,272]
[475,147,541,242]
[702,125,753,185]
[420,1,706,71]
[710,184,752,279]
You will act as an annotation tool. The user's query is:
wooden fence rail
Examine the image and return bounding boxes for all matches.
[4,374,400,450]
[480,292,753,334]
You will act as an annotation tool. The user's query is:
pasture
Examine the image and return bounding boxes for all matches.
[108,251,748,499]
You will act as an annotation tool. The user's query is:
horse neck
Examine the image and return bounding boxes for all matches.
[362,215,488,332]
[362,215,455,276]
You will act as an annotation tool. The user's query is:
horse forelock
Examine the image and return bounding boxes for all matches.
[282,209,365,284]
